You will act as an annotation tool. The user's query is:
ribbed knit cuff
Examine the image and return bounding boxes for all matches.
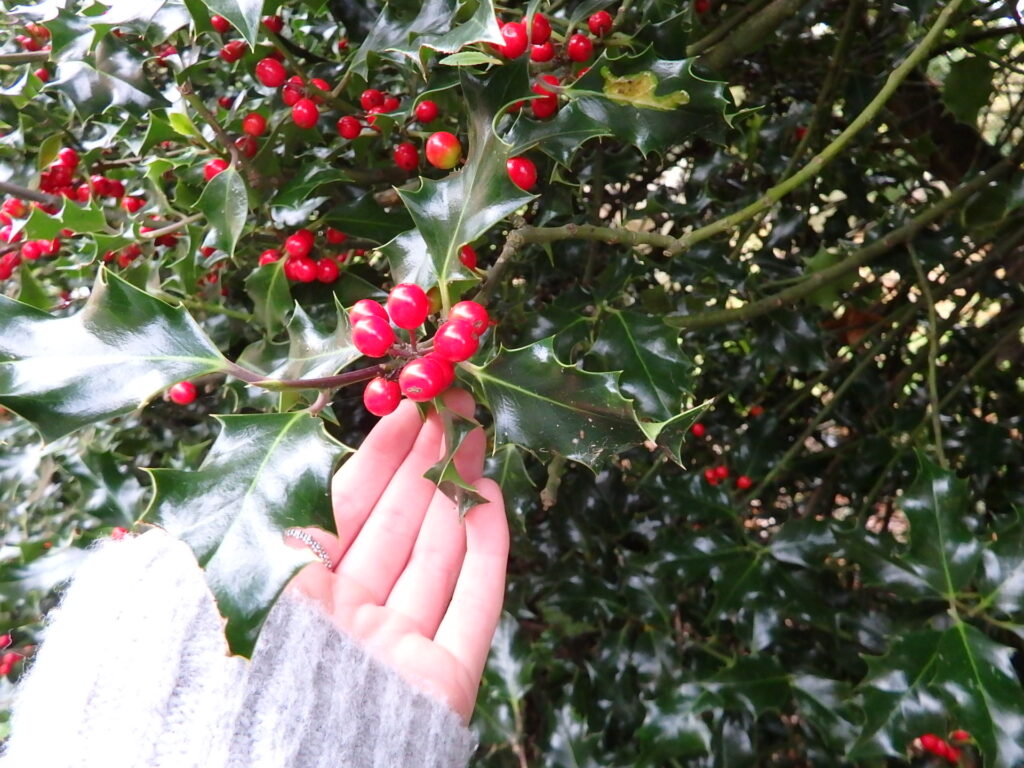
[1,530,476,768]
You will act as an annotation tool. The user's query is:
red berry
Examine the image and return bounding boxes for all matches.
[282,76,304,106]
[241,112,267,137]
[399,357,448,402]
[218,95,234,109]
[258,248,281,266]
[219,40,247,63]
[459,244,477,270]
[350,299,388,325]
[20,240,45,261]
[168,381,198,405]
[57,147,79,168]
[949,730,971,743]
[316,258,339,283]
[325,227,347,245]
[386,283,431,329]
[111,526,128,540]
[748,404,764,417]
[75,184,91,203]
[567,34,593,62]
[363,377,402,416]
[433,320,480,362]
[34,67,50,82]
[309,78,331,103]
[337,115,361,139]
[425,131,462,169]
[735,475,753,490]
[691,422,706,438]
[255,57,286,88]
[695,0,711,12]
[262,14,283,34]
[506,156,537,190]
[414,100,439,123]
[121,195,145,213]
[2,199,27,218]
[589,10,613,36]
[285,256,317,283]
[393,141,419,172]
[337,38,348,51]
[235,135,258,158]
[448,300,489,334]
[703,468,719,486]
[352,316,396,357]
[292,98,319,128]
[497,21,528,58]
[47,163,72,187]
[284,230,314,259]
[530,13,551,44]
[530,41,555,62]
[531,74,560,119]
[381,95,400,112]
[794,125,808,142]
[425,353,455,390]
[714,465,729,480]
[210,14,231,34]
[204,158,229,181]
[360,88,384,111]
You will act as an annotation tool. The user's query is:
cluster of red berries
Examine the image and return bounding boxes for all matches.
[691,422,754,490]
[915,731,971,764]
[0,633,21,677]
[257,226,352,284]
[494,9,613,64]
[351,286,490,415]
[14,21,51,80]
[1,197,61,280]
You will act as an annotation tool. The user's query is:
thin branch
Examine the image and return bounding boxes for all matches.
[139,212,204,240]
[0,180,61,207]
[908,246,947,469]
[698,0,809,71]
[0,51,50,65]
[176,297,254,322]
[685,0,775,58]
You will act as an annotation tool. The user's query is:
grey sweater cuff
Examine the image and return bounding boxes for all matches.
[1,530,476,768]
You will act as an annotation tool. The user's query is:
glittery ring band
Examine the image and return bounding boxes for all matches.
[284,528,335,571]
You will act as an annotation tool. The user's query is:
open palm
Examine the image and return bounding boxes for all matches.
[287,390,508,723]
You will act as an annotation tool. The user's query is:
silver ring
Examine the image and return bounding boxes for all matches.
[284,528,334,571]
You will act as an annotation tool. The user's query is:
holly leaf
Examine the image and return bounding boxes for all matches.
[506,49,736,163]
[91,0,192,42]
[423,405,486,519]
[323,193,412,243]
[0,269,228,441]
[943,56,993,126]
[589,308,693,421]
[484,443,536,528]
[467,337,647,468]
[144,412,348,656]
[978,509,1024,615]
[244,260,292,337]
[197,0,263,48]
[195,166,248,256]
[258,300,361,384]
[49,36,169,118]
[637,401,711,466]
[382,63,534,302]
[20,198,110,241]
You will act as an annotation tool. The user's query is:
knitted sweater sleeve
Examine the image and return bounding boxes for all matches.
[0,529,476,768]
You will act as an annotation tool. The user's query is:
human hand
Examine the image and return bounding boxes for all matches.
[287,389,508,723]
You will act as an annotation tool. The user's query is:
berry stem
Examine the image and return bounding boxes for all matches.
[0,179,62,207]
[230,362,394,392]
[139,212,204,240]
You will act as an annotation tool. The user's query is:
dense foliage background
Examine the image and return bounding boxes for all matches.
[2,0,1023,764]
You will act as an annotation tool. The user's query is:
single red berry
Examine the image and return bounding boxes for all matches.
[20,240,45,261]
[121,195,145,213]
[235,135,258,158]
[210,14,231,34]
[691,422,706,438]
[949,730,971,743]
[363,377,402,416]
[262,14,283,34]
[531,74,560,119]
[425,131,463,169]
[919,734,943,752]
[56,147,79,168]
[258,248,281,266]
[940,744,962,763]
[381,95,400,112]
[26,22,50,40]
[242,112,267,137]
[736,475,753,490]
[200,246,217,258]
[459,244,477,270]
[506,156,537,190]
[530,41,555,62]
[567,34,593,62]
[337,115,361,139]
[399,357,448,402]
[433,320,480,362]
[0,634,10,649]
[748,404,764,417]
[352,316,396,357]
[2,199,27,218]
[714,465,729,480]
[309,78,331,103]
[106,179,125,198]
[204,158,229,181]
[425,353,455,390]
[360,88,385,111]
[47,163,72,186]
[589,10,613,36]
[703,468,719,486]
[386,283,431,329]
[286,256,317,283]
[218,95,234,109]
[350,298,388,325]
[111,526,128,540]
[255,57,287,88]
[168,381,198,405]
[325,227,347,245]
[695,0,711,12]
[282,76,304,106]
[292,98,319,128]
[74,184,91,203]
[34,67,50,82]
[794,125,808,142]
[219,40,247,63]
[393,141,419,172]
[284,230,314,258]
[497,21,528,58]
[316,258,340,283]
[448,300,489,335]
[530,13,551,44]
[414,100,439,123]
[337,38,348,51]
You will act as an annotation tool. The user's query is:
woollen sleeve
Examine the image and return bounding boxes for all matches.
[0,529,476,768]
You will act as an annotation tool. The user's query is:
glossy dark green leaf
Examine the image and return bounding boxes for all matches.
[271,166,354,209]
[195,166,248,256]
[943,56,993,126]
[0,270,228,441]
[467,337,647,467]
[483,443,537,527]
[244,261,292,337]
[198,0,263,47]
[637,401,710,465]
[144,412,348,656]
[635,692,711,762]
[687,656,792,715]
[423,405,486,519]
[49,36,169,118]
[92,0,192,42]
[383,66,534,304]
[22,199,109,240]
[589,308,693,421]
[323,193,412,243]
[507,49,735,162]
[259,301,361,383]
[978,510,1024,615]
[15,266,50,311]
